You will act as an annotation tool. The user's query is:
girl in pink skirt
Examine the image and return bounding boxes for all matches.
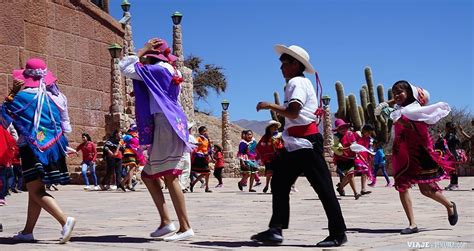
[376,80,458,234]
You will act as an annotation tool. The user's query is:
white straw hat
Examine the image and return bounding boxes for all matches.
[266,120,282,130]
[274,44,315,74]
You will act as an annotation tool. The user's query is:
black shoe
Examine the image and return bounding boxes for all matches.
[336,183,345,196]
[400,226,419,234]
[118,184,126,192]
[238,182,243,191]
[361,190,372,195]
[249,189,256,192]
[354,193,361,200]
[190,183,195,193]
[254,182,262,187]
[316,234,347,247]
[263,186,268,193]
[448,201,458,226]
[251,228,283,245]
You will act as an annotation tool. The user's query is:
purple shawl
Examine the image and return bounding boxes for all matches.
[132,63,191,151]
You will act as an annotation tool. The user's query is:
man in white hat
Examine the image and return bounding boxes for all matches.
[253,45,347,247]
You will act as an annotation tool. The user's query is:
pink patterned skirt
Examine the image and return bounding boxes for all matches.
[392,116,452,192]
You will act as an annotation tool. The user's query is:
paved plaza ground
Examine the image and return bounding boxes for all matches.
[0,177,473,250]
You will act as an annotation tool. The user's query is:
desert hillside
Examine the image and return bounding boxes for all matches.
[193,112,261,152]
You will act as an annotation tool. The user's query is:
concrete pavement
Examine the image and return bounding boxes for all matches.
[0,177,473,250]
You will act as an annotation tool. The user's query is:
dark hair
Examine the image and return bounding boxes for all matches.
[82,133,92,141]
[445,122,457,134]
[111,129,120,139]
[392,80,416,104]
[362,124,375,132]
[280,54,305,74]
[148,56,161,65]
[198,126,207,134]
[213,144,222,152]
[264,126,273,137]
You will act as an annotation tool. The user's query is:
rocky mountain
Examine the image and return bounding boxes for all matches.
[193,113,262,150]
[233,119,269,136]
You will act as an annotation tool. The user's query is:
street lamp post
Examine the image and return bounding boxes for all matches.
[321,95,335,170]
[221,99,234,171]
[106,43,127,134]
[172,11,184,68]
[119,0,135,125]
[172,11,194,123]
[108,43,123,114]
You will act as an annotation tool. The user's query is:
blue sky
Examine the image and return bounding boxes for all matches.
[110,0,473,122]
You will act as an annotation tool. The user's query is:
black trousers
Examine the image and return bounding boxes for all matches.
[269,133,347,237]
[102,157,122,186]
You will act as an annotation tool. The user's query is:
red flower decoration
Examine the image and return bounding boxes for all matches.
[164,48,171,56]
[172,75,184,85]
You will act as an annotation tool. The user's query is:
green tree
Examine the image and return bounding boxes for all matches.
[184,55,227,100]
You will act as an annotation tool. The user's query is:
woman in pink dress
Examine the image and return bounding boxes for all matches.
[376,80,458,234]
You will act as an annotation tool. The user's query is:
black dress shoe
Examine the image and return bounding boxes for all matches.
[238,182,243,191]
[354,193,361,200]
[263,186,268,193]
[336,183,345,196]
[117,184,126,192]
[251,228,283,245]
[316,234,347,247]
[400,226,419,234]
[448,201,458,226]
[361,190,372,195]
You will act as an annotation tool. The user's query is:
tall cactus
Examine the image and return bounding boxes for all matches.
[387,88,393,107]
[335,81,346,119]
[335,67,392,144]
[358,106,365,125]
[348,94,362,130]
[377,84,385,103]
[271,91,285,131]
[365,67,377,107]
[270,91,279,121]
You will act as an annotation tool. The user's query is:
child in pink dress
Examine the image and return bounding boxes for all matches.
[354,124,375,195]
[332,119,361,199]
[376,80,457,234]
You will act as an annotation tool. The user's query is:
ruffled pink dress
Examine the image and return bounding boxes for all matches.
[392,115,452,192]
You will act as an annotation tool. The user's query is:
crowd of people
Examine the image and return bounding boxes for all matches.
[1,39,471,247]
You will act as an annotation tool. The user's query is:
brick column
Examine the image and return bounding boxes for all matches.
[105,57,127,135]
[222,110,237,176]
[173,23,184,68]
[323,105,336,173]
[122,10,135,124]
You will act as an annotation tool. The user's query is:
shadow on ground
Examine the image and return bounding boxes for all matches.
[0,237,39,245]
[70,235,151,243]
[346,228,451,234]
[191,240,316,248]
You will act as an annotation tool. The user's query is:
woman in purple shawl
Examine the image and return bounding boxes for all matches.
[119,38,194,241]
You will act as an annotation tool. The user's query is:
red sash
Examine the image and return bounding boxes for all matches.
[287,122,319,138]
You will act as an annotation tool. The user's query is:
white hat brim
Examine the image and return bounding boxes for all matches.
[274,44,315,74]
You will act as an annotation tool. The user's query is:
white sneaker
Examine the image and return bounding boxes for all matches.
[94,186,100,191]
[83,185,91,190]
[150,222,177,237]
[13,231,34,241]
[163,228,194,241]
[110,185,117,190]
[59,217,76,244]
